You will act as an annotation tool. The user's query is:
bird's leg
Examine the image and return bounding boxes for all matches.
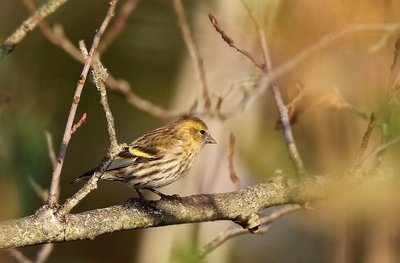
[147,188,180,199]
[135,187,146,200]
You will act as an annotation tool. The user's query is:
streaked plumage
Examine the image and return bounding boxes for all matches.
[73,116,216,198]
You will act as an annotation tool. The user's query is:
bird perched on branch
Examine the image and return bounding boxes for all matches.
[72,116,216,199]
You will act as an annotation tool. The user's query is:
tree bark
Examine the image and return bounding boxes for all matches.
[0,176,328,249]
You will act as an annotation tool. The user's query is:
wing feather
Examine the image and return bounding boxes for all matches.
[107,145,164,171]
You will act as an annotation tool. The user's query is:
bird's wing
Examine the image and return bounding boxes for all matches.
[107,145,164,171]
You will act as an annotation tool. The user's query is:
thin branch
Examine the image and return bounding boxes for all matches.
[360,39,400,172]
[1,0,68,53]
[244,24,400,114]
[98,0,141,54]
[172,0,211,110]
[248,6,306,176]
[227,132,241,190]
[389,38,400,91]
[208,13,265,69]
[361,137,400,168]
[209,12,306,175]
[44,131,57,169]
[285,83,305,110]
[35,243,54,263]
[105,77,179,119]
[198,204,301,258]
[331,86,371,121]
[55,157,117,217]
[216,75,260,119]
[275,83,305,129]
[351,112,376,171]
[28,176,49,203]
[91,55,118,148]
[70,113,87,135]
[47,0,119,207]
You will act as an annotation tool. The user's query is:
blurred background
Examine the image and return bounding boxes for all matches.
[1,0,400,262]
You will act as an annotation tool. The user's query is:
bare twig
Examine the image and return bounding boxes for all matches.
[1,0,68,53]
[211,7,305,176]
[208,13,265,69]
[276,83,305,129]
[359,39,400,172]
[227,132,241,190]
[248,6,306,176]
[198,204,301,258]
[56,156,117,217]
[98,0,141,54]
[91,55,118,148]
[285,83,305,110]
[47,0,119,207]
[209,12,306,175]
[70,113,87,135]
[173,0,211,110]
[351,112,376,171]
[55,1,120,216]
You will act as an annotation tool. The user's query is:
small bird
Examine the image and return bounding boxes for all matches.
[72,116,216,199]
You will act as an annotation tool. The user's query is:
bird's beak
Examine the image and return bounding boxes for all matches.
[205,133,217,144]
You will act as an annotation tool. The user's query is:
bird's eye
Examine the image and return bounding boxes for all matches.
[199,129,206,135]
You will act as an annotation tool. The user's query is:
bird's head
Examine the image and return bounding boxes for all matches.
[174,116,217,148]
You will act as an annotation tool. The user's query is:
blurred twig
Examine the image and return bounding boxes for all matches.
[227,132,241,190]
[198,204,301,258]
[35,243,54,263]
[173,0,211,110]
[388,38,400,96]
[7,249,32,263]
[331,86,371,121]
[361,137,400,168]
[351,112,376,171]
[44,131,57,169]
[28,176,49,203]
[352,38,400,172]
[1,0,68,53]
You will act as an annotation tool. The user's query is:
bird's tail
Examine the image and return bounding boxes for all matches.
[70,168,96,184]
